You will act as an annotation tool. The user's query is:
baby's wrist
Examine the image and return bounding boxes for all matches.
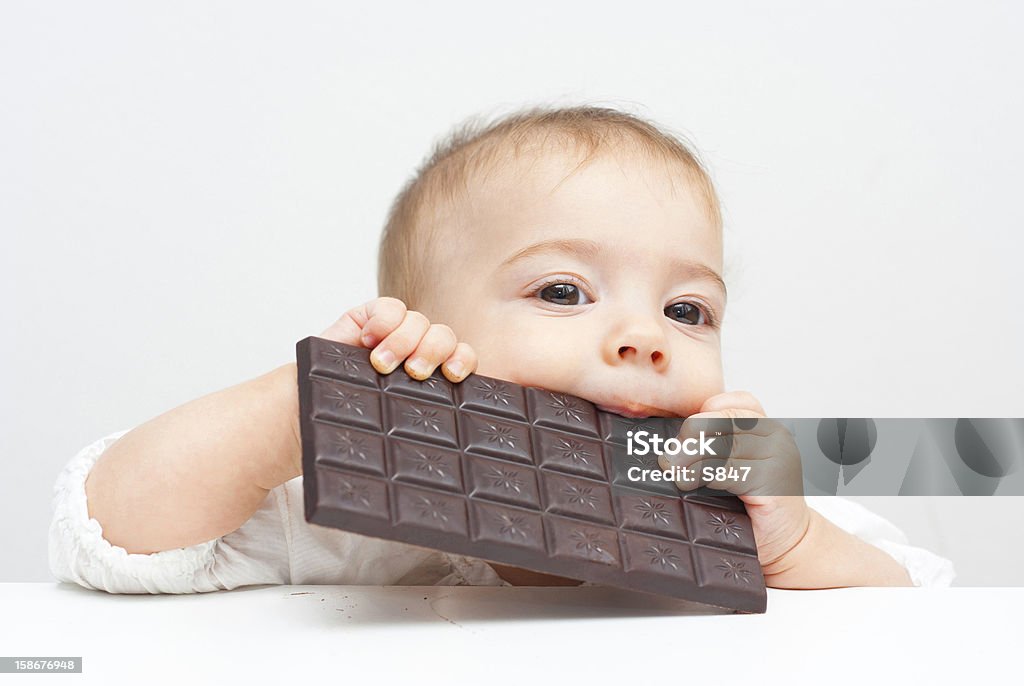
[249,362,303,490]
[760,505,816,581]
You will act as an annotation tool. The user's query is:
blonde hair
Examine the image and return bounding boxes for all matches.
[377,105,721,310]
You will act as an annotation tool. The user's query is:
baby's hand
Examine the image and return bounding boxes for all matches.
[659,392,812,581]
[662,395,915,588]
[318,297,477,382]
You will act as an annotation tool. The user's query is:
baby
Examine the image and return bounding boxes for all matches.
[49,106,955,592]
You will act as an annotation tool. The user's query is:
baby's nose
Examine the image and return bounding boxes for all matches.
[617,343,667,367]
[606,323,671,370]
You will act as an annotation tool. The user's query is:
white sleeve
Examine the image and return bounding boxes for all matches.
[48,430,292,594]
[805,496,956,587]
[438,554,511,587]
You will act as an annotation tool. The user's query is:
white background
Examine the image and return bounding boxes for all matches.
[1,1,1022,584]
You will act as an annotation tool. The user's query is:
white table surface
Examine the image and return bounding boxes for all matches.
[0,583,1017,684]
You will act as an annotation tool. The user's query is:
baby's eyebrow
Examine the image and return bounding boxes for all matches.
[499,237,727,298]
[499,238,602,267]
[675,261,728,299]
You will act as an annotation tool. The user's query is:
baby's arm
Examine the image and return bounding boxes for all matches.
[85,297,476,554]
[758,505,913,588]
[84,363,300,553]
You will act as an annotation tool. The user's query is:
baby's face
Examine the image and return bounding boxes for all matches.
[426,149,726,418]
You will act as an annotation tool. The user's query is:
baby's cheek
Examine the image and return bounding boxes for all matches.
[477,336,583,390]
[677,381,724,416]
[676,348,726,413]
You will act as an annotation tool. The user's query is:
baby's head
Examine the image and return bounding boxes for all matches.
[378,106,726,418]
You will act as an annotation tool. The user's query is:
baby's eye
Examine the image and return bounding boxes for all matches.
[537,283,591,306]
[664,302,706,326]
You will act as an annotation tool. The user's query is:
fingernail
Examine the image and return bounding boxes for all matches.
[372,348,397,373]
[361,332,377,347]
[407,357,430,379]
[444,359,465,380]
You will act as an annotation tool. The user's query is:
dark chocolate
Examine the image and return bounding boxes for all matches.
[297,336,766,613]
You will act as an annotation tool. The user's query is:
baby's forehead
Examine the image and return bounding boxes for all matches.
[453,146,718,236]
[438,150,720,272]
[476,142,697,194]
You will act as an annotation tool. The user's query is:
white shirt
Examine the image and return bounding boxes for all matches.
[48,429,956,594]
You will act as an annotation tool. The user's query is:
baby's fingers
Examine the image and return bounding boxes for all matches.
[441,342,478,383]
[370,310,430,374]
[358,297,409,348]
[318,297,407,347]
[660,420,803,496]
[404,324,458,380]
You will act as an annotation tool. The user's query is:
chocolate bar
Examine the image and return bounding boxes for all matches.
[297,336,767,613]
